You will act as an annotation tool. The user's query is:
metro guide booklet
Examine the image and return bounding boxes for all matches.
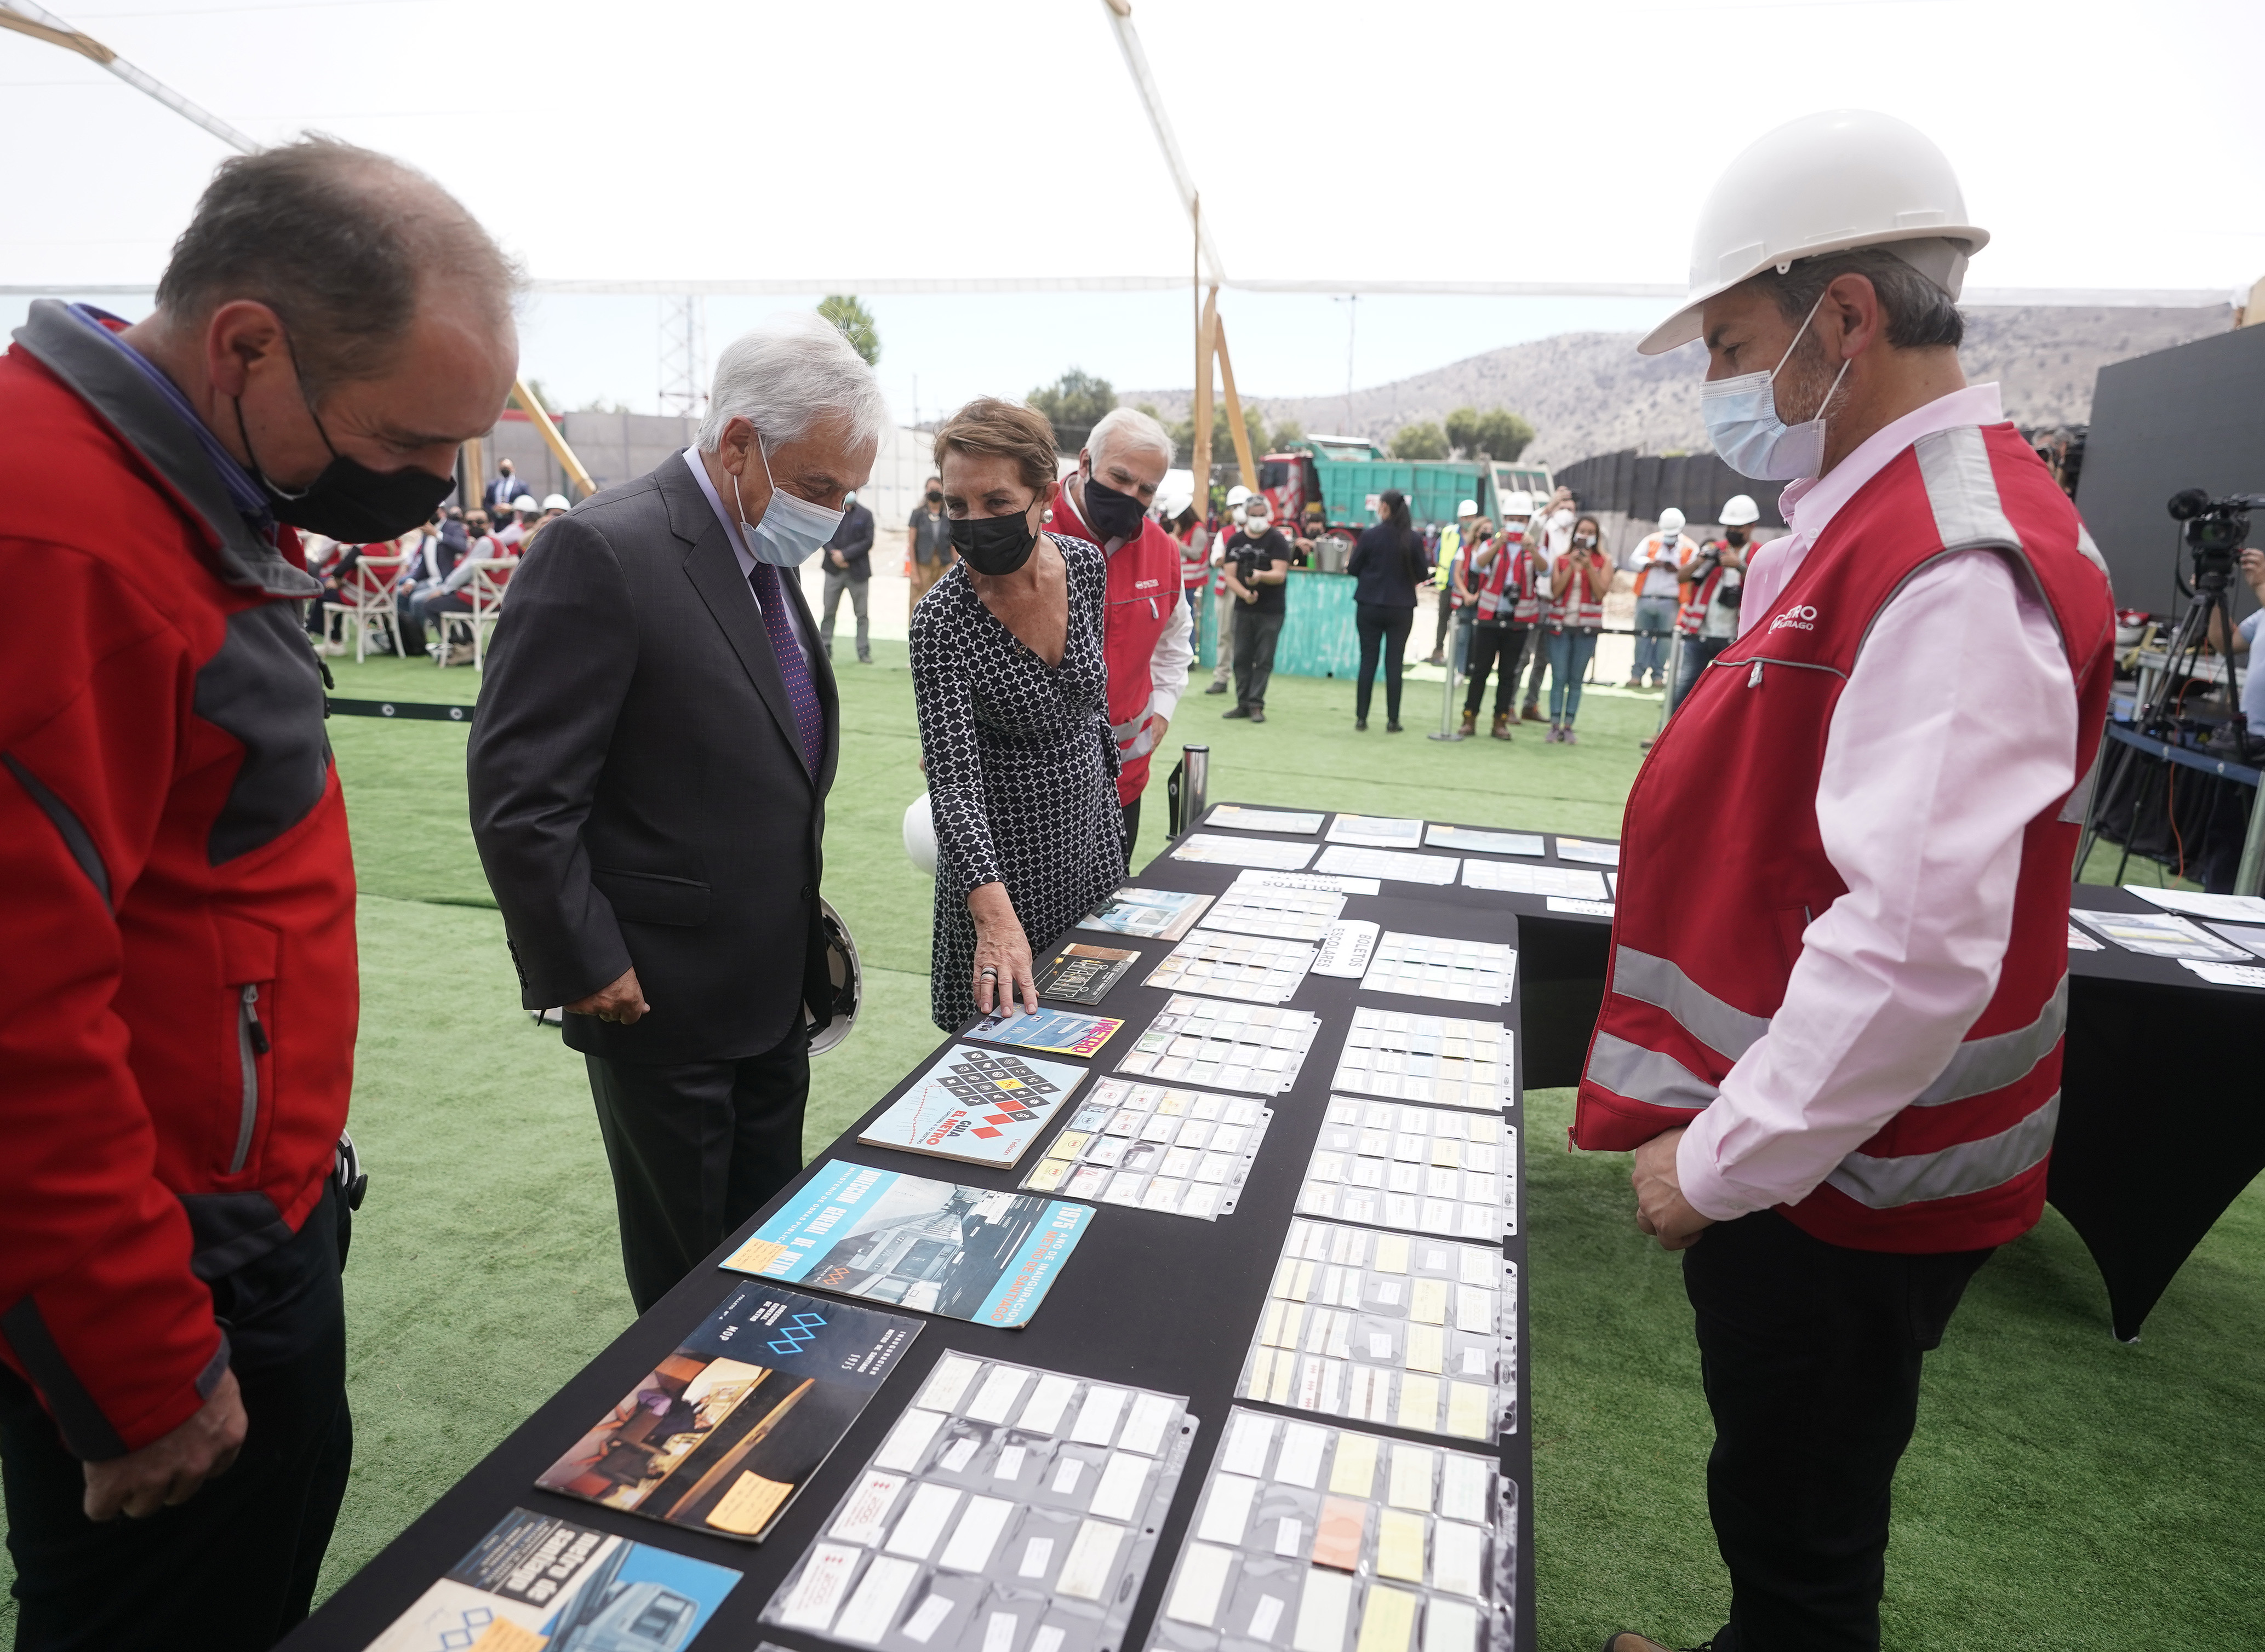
[534,1281,919,1543]
[857,1043,1090,1167]
[358,1506,739,1652]
[723,1160,1094,1329]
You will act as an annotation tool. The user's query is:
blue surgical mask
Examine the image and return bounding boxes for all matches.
[1700,292,1851,483]
[733,438,845,566]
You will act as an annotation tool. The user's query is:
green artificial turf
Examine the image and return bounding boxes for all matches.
[6,641,2259,1649]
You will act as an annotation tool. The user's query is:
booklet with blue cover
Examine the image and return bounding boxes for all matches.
[535,1280,920,1542]
[723,1160,1094,1329]
[359,1506,739,1652]
[857,1042,1091,1167]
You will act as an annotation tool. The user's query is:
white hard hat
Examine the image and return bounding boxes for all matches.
[1226,484,1251,507]
[1498,491,1535,518]
[1640,109,1989,355]
[902,792,937,876]
[541,493,571,512]
[1155,489,1193,519]
[1456,500,1478,518]
[1720,494,1761,526]
[1658,508,1686,536]
[512,495,540,512]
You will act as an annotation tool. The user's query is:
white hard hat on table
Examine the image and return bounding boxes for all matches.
[1720,495,1761,526]
[1658,508,1686,536]
[1639,109,1990,356]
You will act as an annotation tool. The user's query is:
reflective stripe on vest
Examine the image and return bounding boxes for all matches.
[1585,945,2070,1116]
[1827,1091,2059,1209]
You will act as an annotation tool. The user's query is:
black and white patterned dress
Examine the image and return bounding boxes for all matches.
[913,534,1125,1031]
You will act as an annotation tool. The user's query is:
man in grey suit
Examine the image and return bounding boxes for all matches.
[469,314,885,1311]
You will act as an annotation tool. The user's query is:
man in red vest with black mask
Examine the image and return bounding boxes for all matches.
[1047,405,1193,854]
[1588,111,2113,1652]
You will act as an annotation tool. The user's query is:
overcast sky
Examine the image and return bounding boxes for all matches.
[4,0,2259,421]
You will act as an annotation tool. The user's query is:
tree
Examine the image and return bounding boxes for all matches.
[1389,421,1449,461]
[818,294,880,366]
[1030,369,1117,450]
[1443,405,1535,461]
[1269,417,1306,453]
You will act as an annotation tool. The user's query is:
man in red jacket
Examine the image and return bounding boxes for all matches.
[1045,406,1192,854]
[0,139,515,1649]
[1589,113,2112,1652]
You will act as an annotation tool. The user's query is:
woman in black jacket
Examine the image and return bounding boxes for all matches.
[1346,489,1426,731]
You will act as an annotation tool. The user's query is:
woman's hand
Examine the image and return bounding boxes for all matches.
[967,881,1039,1017]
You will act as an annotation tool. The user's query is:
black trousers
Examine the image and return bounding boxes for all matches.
[586,1032,810,1312]
[0,1189,352,1652]
[1354,601,1414,723]
[1122,795,1142,859]
[1462,622,1529,718]
[1232,606,1284,712]
[1684,1210,1993,1652]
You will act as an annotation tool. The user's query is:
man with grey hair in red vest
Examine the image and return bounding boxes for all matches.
[1585,111,2113,1652]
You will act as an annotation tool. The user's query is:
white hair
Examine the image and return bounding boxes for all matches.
[696,311,889,456]
[1086,405,1174,471]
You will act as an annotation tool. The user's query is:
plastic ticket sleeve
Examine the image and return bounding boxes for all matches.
[1197,1473,1261,1544]
[1056,1519,1126,1601]
[936,1495,1015,1573]
[1166,1543,1237,1627]
[781,1542,865,1630]
[884,1482,963,1561]
[1292,1570,1354,1652]
[833,1553,921,1644]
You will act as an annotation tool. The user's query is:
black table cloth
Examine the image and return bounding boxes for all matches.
[282,857,1534,1650]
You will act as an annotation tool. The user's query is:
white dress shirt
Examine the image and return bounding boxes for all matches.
[680,446,815,672]
[1675,383,2083,1222]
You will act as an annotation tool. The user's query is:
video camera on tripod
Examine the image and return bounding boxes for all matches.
[2140,489,2265,753]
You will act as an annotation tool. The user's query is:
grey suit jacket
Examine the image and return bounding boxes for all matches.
[467,452,839,1065]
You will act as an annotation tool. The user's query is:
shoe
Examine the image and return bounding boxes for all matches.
[1425,652,1445,667]
[1491,712,1513,741]
[858,654,873,665]
[1563,726,1579,746]
[1222,705,1251,720]
[1355,718,1368,731]
[1249,708,1267,724]
[1601,1636,1713,1652]
[1623,679,1644,691]
[1205,681,1229,695]
[1458,710,1477,737]
[1386,720,1403,733]
[1543,724,1560,743]
[1520,705,1545,723]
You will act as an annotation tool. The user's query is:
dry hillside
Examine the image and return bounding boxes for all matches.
[1129,305,2230,467]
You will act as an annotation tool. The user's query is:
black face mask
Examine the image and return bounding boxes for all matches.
[1082,469,1147,543]
[926,489,943,504]
[232,355,455,542]
[953,506,1039,576]
[1724,526,1749,547]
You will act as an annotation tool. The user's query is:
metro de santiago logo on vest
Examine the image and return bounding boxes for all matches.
[1769,603,1820,633]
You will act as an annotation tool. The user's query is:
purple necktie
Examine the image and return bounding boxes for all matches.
[747,562,824,778]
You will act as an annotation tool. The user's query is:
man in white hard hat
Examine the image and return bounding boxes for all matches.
[1624,507,1695,689]
[1665,494,1761,712]
[1579,111,2114,1652]
[1205,484,1253,694]
[1425,498,1481,667]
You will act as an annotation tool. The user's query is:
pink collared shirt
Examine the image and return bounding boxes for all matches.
[1675,383,2083,1223]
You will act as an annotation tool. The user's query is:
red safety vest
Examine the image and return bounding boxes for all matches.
[1549,549,1609,630]
[1178,524,1209,590]
[1474,527,1525,620]
[1572,422,2114,1253]
[1677,553,1740,636]
[1508,544,1548,625]
[1052,486,1180,807]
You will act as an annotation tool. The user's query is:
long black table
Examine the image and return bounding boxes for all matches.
[1187,810,2265,1343]
[284,836,1535,1650]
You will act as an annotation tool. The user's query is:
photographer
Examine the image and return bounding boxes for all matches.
[1666,494,1760,712]
[1221,497,1292,724]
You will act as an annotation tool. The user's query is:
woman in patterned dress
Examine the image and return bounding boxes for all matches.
[912,398,1125,1032]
